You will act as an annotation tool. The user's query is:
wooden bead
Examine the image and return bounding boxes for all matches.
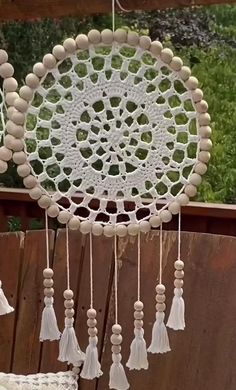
[38,195,51,209]
[192,88,203,102]
[194,162,207,175]
[185,184,197,198]
[44,287,54,297]
[127,223,139,236]
[174,260,184,270]
[29,187,42,200]
[0,63,14,78]
[0,49,8,64]
[12,111,25,126]
[88,29,101,44]
[43,54,57,69]
[178,193,189,206]
[88,327,98,337]
[110,334,122,345]
[63,289,74,299]
[114,29,127,43]
[7,106,16,120]
[134,319,143,329]
[116,225,127,237]
[17,164,31,178]
[139,220,151,233]
[112,345,121,354]
[150,41,163,56]
[174,278,184,288]
[168,201,180,215]
[170,56,183,71]
[155,294,166,303]
[52,45,66,60]
[57,210,71,224]
[155,284,165,294]
[185,76,198,90]
[200,138,212,151]
[196,100,208,113]
[3,77,18,92]
[25,73,40,88]
[80,220,92,234]
[7,137,24,152]
[199,126,212,138]
[14,98,28,113]
[87,308,96,319]
[19,86,34,101]
[0,146,12,161]
[134,310,144,320]
[134,300,143,311]
[43,268,54,278]
[87,318,97,327]
[175,270,184,279]
[127,31,139,46]
[150,215,161,228]
[64,299,74,309]
[179,66,191,81]
[101,29,113,45]
[189,173,202,186]
[63,38,76,53]
[198,151,211,163]
[156,302,166,312]
[160,48,173,63]
[92,223,104,236]
[65,308,75,318]
[33,62,47,78]
[199,113,211,126]
[0,160,7,173]
[68,216,80,230]
[7,122,24,138]
[139,36,151,50]
[103,225,115,237]
[5,92,18,106]
[112,324,122,334]
[47,204,60,218]
[160,209,172,223]
[4,134,15,149]
[43,278,54,288]
[75,34,89,49]
[23,176,37,188]
[72,366,80,374]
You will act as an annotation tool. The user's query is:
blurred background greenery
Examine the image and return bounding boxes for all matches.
[0,4,235,204]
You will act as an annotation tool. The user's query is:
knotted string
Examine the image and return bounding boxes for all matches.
[177,210,181,261]
[45,210,50,269]
[89,232,94,309]
[114,233,118,325]
[65,224,70,290]
[159,224,163,284]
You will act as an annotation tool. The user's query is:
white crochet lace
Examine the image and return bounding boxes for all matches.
[25,42,199,224]
[0,371,78,390]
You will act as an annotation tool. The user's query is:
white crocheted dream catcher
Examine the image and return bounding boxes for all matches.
[2,16,212,390]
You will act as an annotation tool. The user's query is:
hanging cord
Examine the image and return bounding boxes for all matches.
[65,224,70,290]
[45,210,50,269]
[114,234,118,325]
[112,0,131,32]
[137,231,141,302]
[159,224,163,284]
[177,210,181,261]
[89,232,94,309]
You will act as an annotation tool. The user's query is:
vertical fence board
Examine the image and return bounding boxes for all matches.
[0,232,24,372]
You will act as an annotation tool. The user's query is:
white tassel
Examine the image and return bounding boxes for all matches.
[39,297,61,341]
[167,288,185,330]
[0,280,14,315]
[147,311,171,354]
[80,336,103,380]
[109,353,129,390]
[126,328,148,370]
[58,317,85,366]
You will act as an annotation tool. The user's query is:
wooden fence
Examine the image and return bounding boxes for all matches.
[0,228,236,390]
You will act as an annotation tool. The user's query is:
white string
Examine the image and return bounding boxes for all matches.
[137,231,141,301]
[89,232,94,309]
[65,225,70,290]
[112,0,131,32]
[177,210,181,261]
[45,210,50,269]
[114,234,118,325]
[159,224,163,285]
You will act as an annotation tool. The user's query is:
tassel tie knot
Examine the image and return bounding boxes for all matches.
[65,317,74,328]
[44,296,53,307]
[175,287,183,297]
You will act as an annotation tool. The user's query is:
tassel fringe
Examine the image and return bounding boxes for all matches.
[58,317,85,366]
[147,311,171,354]
[126,328,148,370]
[81,336,103,380]
[0,281,14,315]
[167,288,185,330]
[40,296,61,341]
[109,353,129,390]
